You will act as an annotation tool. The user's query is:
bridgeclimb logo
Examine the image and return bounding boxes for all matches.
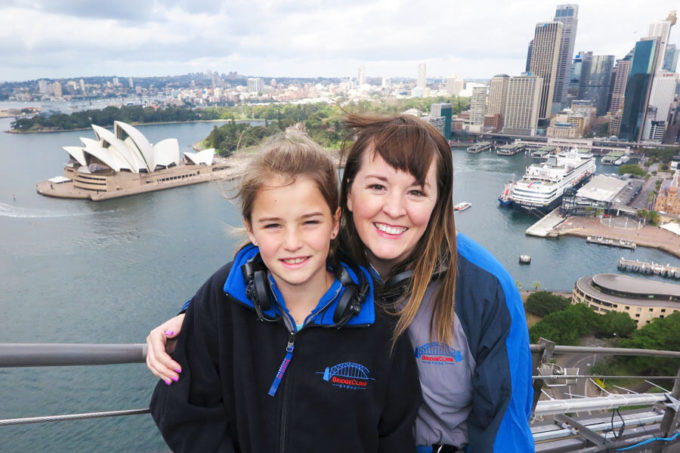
[318,362,374,390]
[415,342,463,365]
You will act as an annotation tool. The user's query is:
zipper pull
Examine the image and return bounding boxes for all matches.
[268,333,295,397]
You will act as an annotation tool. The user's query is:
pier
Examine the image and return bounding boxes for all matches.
[525,208,566,238]
[586,235,636,250]
[618,258,680,280]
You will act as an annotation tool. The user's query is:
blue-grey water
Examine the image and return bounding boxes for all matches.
[1,117,679,452]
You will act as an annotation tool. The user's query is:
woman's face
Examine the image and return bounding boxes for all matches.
[347,149,438,276]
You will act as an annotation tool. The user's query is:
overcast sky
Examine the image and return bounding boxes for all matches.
[1,0,679,82]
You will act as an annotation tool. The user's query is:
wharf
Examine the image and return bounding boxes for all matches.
[553,216,680,258]
[525,209,566,238]
[618,258,680,279]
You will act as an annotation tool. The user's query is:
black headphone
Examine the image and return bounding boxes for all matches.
[377,267,448,305]
[241,254,370,328]
[241,256,276,322]
[332,266,370,328]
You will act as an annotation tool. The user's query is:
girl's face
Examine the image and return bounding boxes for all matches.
[347,149,437,277]
[245,175,340,296]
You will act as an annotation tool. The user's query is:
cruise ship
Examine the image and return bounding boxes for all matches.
[506,148,596,212]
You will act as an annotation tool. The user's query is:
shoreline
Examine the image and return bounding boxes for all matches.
[5,118,230,134]
[553,215,680,259]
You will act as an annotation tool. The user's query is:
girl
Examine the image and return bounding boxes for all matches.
[148,115,534,453]
[150,133,421,453]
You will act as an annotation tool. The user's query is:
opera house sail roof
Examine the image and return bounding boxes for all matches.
[37,121,236,201]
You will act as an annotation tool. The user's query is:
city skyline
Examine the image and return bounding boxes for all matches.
[1,0,679,83]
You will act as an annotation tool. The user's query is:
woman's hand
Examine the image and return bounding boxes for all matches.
[146,314,185,384]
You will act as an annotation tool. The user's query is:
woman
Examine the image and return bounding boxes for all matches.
[147,114,534,452]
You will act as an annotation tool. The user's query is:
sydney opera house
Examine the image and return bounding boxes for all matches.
[37,121,236,201]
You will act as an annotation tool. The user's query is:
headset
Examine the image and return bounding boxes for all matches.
[241,253,370,328]
[377,267,448,306]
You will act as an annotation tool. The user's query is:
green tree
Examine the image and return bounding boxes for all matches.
[618,164,646,177]
[609,313,680,377]
[595,311,636,338]
[525,291,571,317]
[529,303,601,345]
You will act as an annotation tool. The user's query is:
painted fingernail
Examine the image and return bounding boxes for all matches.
[165,330,174,336]
[172,375,179,382]
[175,368,182,373]
[164,379,171,385]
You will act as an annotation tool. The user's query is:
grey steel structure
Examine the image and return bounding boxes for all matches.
[2,341,680,451]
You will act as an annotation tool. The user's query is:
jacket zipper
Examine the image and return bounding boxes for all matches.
[268,331,295,453]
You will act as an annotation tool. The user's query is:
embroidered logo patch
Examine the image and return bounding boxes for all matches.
[318,362,374,390]
[415,342,463,364]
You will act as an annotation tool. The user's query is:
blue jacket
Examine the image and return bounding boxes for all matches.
[410,234,534,452]
[151,245,421,453]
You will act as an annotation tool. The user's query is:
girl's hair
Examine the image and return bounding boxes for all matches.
[340,113,458,346]
[239,131,339,226]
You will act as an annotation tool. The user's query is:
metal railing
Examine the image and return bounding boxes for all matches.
[1,340,679,452]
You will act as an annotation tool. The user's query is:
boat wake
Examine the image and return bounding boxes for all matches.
[0,202,116,219]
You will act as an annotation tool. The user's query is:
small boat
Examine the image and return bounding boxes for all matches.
[454,201,471,212]
[498,181,514,207]
[519,255,531,264]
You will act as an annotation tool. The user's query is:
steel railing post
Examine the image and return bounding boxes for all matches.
[531,337,556,416]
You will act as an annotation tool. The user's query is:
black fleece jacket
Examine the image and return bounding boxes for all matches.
[150,253,420,453]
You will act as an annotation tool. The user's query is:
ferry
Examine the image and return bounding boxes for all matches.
[496,142,525,156]
[467,141,492,154]
[531,146,555,160]
[454,201,471,212]
[507,148,596,212]
[601,151,625,165]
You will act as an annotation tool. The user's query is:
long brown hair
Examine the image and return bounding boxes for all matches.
[339,113,458,346]
[238,131,339,230]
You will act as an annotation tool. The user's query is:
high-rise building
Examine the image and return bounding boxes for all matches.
[51,81,62,98]
[642,72,679,141]
[648,16,674,72]
[38,80,49,94]
[620,38,660,141]
[446,75,464,96]
[430,103,453,138]
[567,51,590,105]
[664,44,678,72]
[418,63,427,88]
[470,86,488,126]
[358,65,366,85]
[608,58,632,115]
[579,55,615,116]
[529,21,563,119]
[503,74,543,136]
[79,79,86,93]
[488,74,510,116]
[553,4,579,112]
[247,77,264,93]
[128,77,134,88]
[525,40,534,72]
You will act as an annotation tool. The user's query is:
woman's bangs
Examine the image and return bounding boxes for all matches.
[373,125,436,186]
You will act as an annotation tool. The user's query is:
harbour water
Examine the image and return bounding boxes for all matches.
[1,118,679,452]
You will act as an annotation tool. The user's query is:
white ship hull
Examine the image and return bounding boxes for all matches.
[509,149,596,212]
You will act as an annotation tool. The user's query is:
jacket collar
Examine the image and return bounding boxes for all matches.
[224,244,375,327]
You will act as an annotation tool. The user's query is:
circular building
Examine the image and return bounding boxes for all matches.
[573,273,680,328]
